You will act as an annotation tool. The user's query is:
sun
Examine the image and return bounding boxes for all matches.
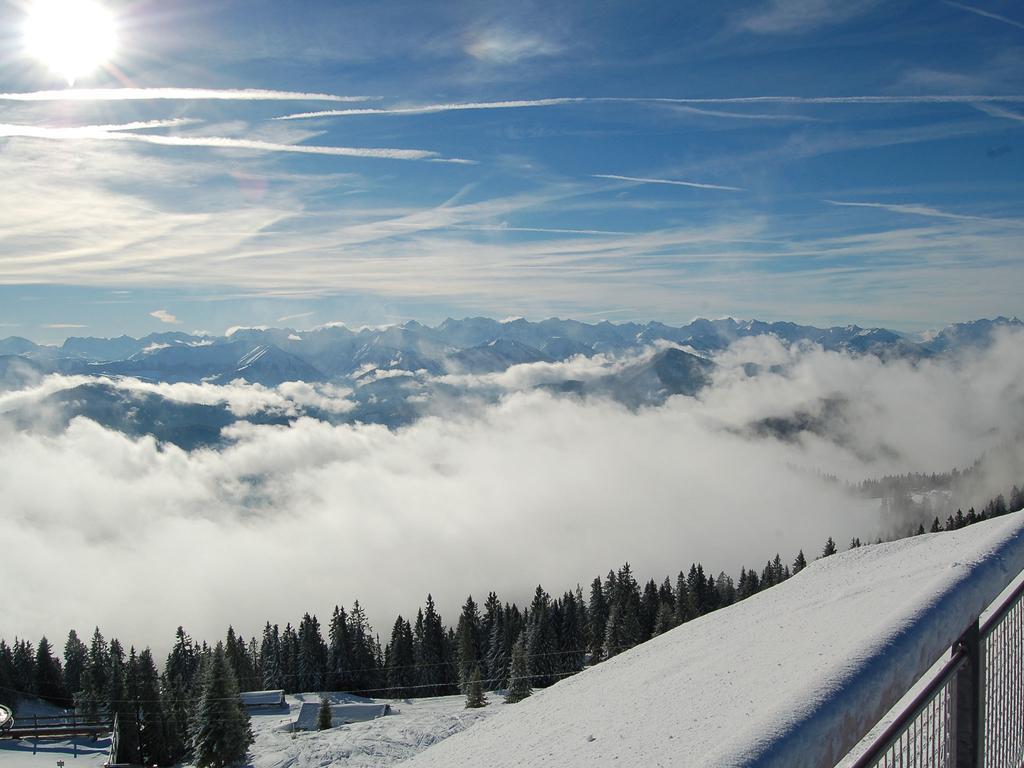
[24,0,117,86]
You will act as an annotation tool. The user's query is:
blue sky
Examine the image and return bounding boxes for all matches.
[0,0,1023,342]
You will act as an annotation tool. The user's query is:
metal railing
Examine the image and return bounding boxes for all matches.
[850,578,1024,768]
[981,578,1024,767]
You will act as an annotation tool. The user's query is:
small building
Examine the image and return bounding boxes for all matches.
[292,702,391,731]
[239,690,286,709]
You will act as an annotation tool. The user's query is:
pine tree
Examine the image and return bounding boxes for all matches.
[821,537,837,557]
[63,630,88,700]
[76,628,108,720]
[416,596,448,696]
[587,577,608,662]
[687,563,710,616]
[260,623,282,691]
[674,571,693,624]
[347,602,379,694]
[34,636,68,706]
[279,624,298,694]
[484,608,508,690]
[191,642,253,768]
[653,602,675,636]
[558,590,586,675]
[505,638,531,704]
[163,627,198,756]
[11,639,34,696]
[296,614,326,694]
[108,640,141,766]
[525,586,558,686]
[327,607,349,692]
[385,617,415,698]
[638,579,660,642]
[480,592,502,679]
[464,666,487,709]
[136,649,172,767]
[792,550,807,574]
[455,596,482,694]
[930,516,942,533]
[317,696,333,730]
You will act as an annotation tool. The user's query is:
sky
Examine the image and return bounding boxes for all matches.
[0,0,1022,343]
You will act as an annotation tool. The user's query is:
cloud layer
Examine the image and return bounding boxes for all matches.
[2,332,1023,653]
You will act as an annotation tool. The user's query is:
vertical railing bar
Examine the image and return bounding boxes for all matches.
[1000,619,1005,767]
[931,695,936,768]
[1004,614,1009,765]
[921,708,929,768]
[1011,602,1019,765]
[1012,592,1019,763]
[999,623,1004,768]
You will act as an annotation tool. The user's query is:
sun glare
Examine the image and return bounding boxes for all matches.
[24,0,117,85]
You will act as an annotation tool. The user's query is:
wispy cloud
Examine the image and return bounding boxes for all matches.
[450,224,633,236]
[81,118,201,132]
[972,102,1024,123]
[640,94,1024,105]
[465,30,564,63]
[0,123,464,162]
[672,105,821,122]
[943,1,1024,30]
[594,174,745,192]
[149,309,180,325]
[275,94,1024,122]
[825,200,1024,227]
[276,311,316,323]
[275,98,583,121]
[42,323,86,329]
[739,0,881,34]
[0,88,373,103]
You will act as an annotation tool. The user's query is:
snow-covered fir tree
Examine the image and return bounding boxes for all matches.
[464,666,487,709]
[505,638,531,704]
[317,696,332,730]
[190,642,253,768]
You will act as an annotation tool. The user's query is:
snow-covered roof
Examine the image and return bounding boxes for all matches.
[239,690,285,708]
[405,510,1024,768]
[293,702,390,731]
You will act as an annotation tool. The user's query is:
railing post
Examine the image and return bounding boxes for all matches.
[954,619,983,767]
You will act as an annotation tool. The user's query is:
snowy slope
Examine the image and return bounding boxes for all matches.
[247,693,500,768]
[403,511,1024,768]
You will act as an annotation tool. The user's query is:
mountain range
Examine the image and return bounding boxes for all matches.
[0,316,1019,447]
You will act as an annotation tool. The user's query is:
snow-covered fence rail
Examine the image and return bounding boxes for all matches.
[848,576,1024,768]
[2,712,113,740]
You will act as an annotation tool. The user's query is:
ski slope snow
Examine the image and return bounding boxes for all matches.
[403,511,1024,768]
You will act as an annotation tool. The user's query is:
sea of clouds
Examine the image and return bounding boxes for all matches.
[1,330,1023,653]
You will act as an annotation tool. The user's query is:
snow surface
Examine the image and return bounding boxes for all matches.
[246,693,499,768]
[0,692,497,768]
[404,511,1024,768]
